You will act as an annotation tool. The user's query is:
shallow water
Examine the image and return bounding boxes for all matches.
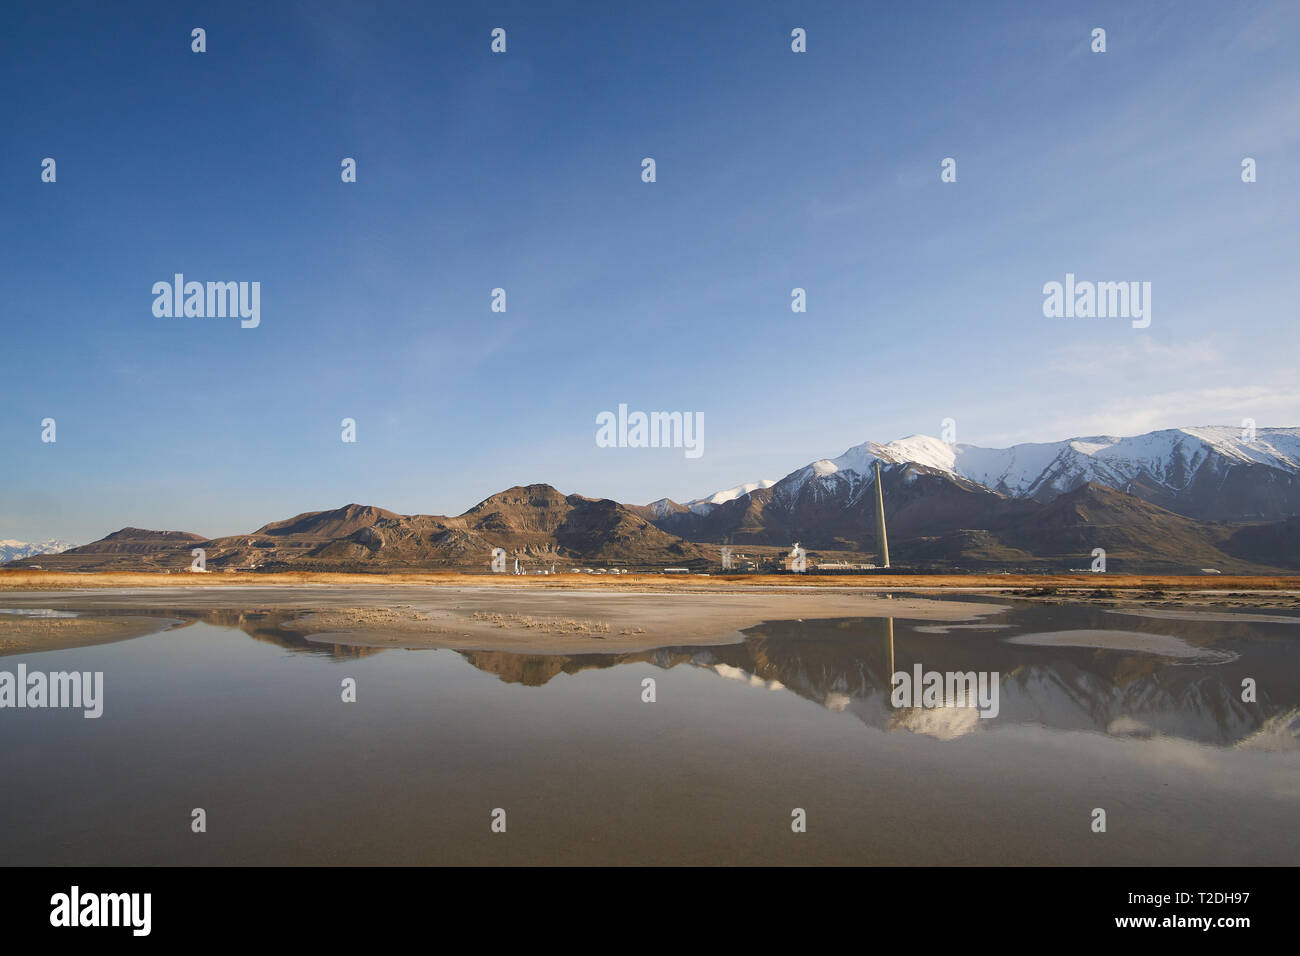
[1,600,1297,865]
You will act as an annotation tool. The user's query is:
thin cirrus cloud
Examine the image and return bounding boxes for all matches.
[1046,386,1300,442]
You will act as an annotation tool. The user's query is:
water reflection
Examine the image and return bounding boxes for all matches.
[136,601,1300,749]
[2,602,1296,866]
[444,611,1298,747]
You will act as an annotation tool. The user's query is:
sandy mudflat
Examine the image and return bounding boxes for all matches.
[0,585,1005,654]
[299,591,1006,652]
[1005,629,1224,660]
[4,577,1299,654]
[0,614,172,656]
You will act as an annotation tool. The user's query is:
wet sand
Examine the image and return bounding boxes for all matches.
[2,579,1298,654]
[1005,628,1221,660]
[0,586,1004,654]
[0,613,175,656]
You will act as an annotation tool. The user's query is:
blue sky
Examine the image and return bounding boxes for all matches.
[3,0,1298,543]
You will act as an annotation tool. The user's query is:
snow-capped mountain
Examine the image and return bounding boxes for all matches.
[0,538,76,564]
[725,427,1300,522]
[956,427,1298,511]
[686,479,777,515]
[638,480,777,521]
[630,426,1300,569]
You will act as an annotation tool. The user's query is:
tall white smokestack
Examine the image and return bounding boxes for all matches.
[874,461,890,569]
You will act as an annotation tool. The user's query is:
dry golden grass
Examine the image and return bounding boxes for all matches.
[2,568,1298,592]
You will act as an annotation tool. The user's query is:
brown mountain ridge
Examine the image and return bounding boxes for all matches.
[11,477,1297,574]
[26,486,711,573]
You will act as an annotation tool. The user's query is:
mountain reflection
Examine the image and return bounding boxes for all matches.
[456,611,1300,748]
[154,603,1298,748]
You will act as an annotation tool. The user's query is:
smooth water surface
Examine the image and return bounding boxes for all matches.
[1,601,1297,865]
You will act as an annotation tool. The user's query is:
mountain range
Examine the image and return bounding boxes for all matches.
[633,426,1300,571]
[651,426,1300,521]
[7,426,1299,574]
[0,539,75,564]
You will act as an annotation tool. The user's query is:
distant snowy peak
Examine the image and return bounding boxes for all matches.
[686,480,777,515]
[762,426,1300,520]
[952,427,1300,500]
[0,538,76,564]
[673,426,1300,523]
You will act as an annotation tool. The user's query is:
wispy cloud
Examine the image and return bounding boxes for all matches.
[999,384,1300,445]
